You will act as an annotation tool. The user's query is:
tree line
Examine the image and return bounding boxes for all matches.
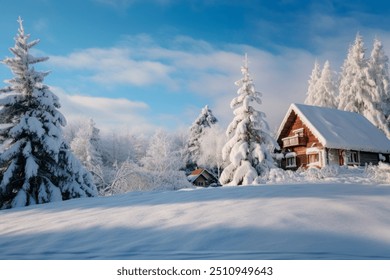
[304,34,390,138]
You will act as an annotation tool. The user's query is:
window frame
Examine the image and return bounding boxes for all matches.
[285,152,297,168]
[346,150,359,165]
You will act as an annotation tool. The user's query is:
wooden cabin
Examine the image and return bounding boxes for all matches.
[276,103,390,170]
[187,168,219,187]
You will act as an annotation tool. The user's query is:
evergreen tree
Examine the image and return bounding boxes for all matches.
[339,34,390,137]
[338,33,372,113]
[0,17,97,209]
[367,38,390,137]
[220,54,277,186]
[314,60,338,108]
[304,60,321,105]
[185,105,218,169]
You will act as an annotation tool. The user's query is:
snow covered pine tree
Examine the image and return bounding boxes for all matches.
[185,105,218,170]
[220,54,278,186]
[304,60,321,105]
[305,60,338,108]
[367,38,390,138]
[338,33,369,113]
[339,33,389,137]
[0,17,97,209]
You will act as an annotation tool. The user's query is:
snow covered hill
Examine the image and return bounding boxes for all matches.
[1,182,390,260]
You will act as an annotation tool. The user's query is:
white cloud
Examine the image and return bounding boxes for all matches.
[47,36,320,133]
[48,30,390,134]
[51,87,156,134]
[49,48,175,87]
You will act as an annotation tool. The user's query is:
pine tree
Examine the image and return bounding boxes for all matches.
[338,34,390,137]
[367,38,390,138]
[185,105,218,169]
[220,54,277,186]
[338,33,372,113]
[0,17,97,209]
[314,60,338,108]
[304,60,321,105]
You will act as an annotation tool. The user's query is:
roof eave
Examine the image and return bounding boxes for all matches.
[276,103,327,147]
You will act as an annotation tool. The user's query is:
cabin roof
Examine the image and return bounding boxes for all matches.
[190,168,204,176]
[187,168,218,184]
[276,103,390,153]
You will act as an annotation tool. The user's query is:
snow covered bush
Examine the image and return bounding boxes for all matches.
[220,54,278,186]
[304,167,324,181]
[365,162,390,184]
[319,164,340,178]
[266,168,299,184]
[0,18,97,209]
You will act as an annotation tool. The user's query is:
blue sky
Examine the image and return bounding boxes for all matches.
[1,0,390,134]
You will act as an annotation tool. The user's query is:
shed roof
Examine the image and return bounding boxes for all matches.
[276,103,390,153]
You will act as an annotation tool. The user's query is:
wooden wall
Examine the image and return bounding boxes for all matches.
[281,114,323,169]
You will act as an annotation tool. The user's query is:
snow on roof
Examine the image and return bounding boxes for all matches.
[187,174,199,183]
[187,169,204,183]
[277,103,390,153]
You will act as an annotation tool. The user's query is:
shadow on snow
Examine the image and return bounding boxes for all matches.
[0,224,390,260]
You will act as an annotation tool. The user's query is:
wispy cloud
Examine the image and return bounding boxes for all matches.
[50,47,175,87]
[48,26,390,134]
[32,18,48,33]
[48,35,317,131]
[51,87,155,134]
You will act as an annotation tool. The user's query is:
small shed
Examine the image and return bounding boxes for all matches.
[187,168,219,187]
[276,103,390,169]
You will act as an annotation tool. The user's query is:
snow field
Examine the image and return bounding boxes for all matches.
[1,182,390,259]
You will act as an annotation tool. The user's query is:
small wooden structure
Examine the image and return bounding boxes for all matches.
[276,103,390,170]
[187,168,219,187]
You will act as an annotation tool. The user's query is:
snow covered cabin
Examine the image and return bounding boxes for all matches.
[276,103,390,170]
[187,168,219,187]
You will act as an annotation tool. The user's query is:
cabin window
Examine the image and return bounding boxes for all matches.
[306,147,321,166]
[285,152,297,168]
[308,153,319,164]
[293,128,304,137]
[347,151,359,164]
[195,181,205,187]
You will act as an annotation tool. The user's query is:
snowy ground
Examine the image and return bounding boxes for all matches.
[1,167,390,260]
